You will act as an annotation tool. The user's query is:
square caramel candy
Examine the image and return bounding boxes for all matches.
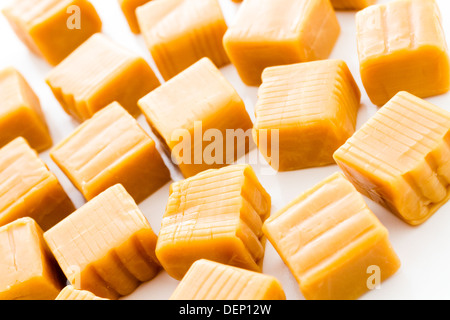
[44,184,161,300]
[223,0,340,86]
[253,60,360,171]
[2,0,102,66]
[170,259,286,300]
[334,91,450,226]
[136,0,229,80]
[55,285,108,300]
[356,0,450,106]
[0,67,52,152]
[263,172,401,300]
[118,0,151,34]
[0,218,66,300]
[46,33,160,122]
[331,0,376,10]
[50,102,171,204]
[0,137,74,231]
[156,164,271,280]
[138,58,253,178]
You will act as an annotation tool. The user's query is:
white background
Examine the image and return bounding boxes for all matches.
[0,0,449,300]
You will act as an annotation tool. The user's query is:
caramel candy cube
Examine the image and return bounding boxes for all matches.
[156,164,271,280]
[0,218,66,300]
[139,58,253,178]
[253,60,360,171]
[170,259,286,300]
[263,172,401,300]
[331,0,376,9]
[55,285,108,300]
[2,0,102,66]
[46,33,160,122]
[118,0,151,34]
[356,0,450,106]
[0,138,74,231]
[0,67,52,152]
[136,0,229,80]
[223,0,340,86]
[50,102,171,204]
[44,184,161,300]
[334,91,450,226]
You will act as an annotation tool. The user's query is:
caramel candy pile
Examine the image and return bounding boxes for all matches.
[0,0,449,301]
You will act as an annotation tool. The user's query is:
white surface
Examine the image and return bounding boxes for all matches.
[0,0,449,300]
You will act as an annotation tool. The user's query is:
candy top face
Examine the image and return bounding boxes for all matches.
[356,0,448,63]
[138,0,225,45]
[46,34,141,104]
[335,91,450,184]
[4,0,74,27]
[50,102,155,193]
[170,259,286,300]
[45,32,160,122]
[44,184,154,273]
[55,285,108,300]
[226,0,318,42]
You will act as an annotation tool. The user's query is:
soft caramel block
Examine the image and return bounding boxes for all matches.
[44,184,161,300]
[0,218,66,300]
[223,0,340,86]
[0,138,74,231]
[156,164,271,280]
[356,0,450,106]
[253,60,360,171]
[46,33,160,122]
[139,58,253,178]
[2,0,102,66]
[331,0,376,9]
[334,91,450,226]
[170,259,286,300]
[0,67,52,152]
[55,285,108,300]
[50,102,171,204]
[137,0,229,80]
[263,172,401,300]
[118,0,151,34]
